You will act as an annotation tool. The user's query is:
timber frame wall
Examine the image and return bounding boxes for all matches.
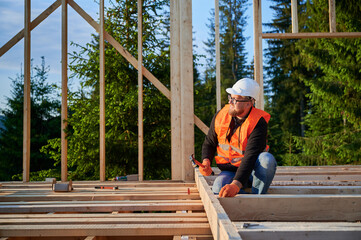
[1,0,361,183]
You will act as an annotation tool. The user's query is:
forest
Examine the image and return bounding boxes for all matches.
[0,0,360,181]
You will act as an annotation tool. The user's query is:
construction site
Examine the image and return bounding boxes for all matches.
[1,0,361,239]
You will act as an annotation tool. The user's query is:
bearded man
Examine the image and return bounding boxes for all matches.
[200,78,277,197]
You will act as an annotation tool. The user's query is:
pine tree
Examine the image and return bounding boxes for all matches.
[293,0,361,165]
[264,0,312,165]
[42,0,172,180]
[0,57,61,180]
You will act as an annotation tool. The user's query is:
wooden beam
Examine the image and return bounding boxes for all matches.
[180,0,194,181]
[137,0,144,182]
[235,221,361,240]
[0,0,61,57]
[291,0,298,33]
[329,0,336,33]
[0,202,204,213]
[170,0,182,180]
[0,217,208,225]
[219,194,361,221]
[262,32,361,39]
[99,0,105,182]
[0,213,207,219]
[0,224,211,237]
[253,0,264,110]
[23,0,31,183]
[61,0,68,182]
[195,169,241,240]
[268,186,361,194]
[215,0,221,111]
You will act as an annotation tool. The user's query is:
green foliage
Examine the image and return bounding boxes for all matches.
[266,0,361,165]
[0,57,61,181]
[42,0,171,180]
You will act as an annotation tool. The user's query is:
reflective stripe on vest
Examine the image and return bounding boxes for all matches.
[214,105,270,167]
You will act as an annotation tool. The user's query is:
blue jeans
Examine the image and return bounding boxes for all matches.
[212,152,277,194]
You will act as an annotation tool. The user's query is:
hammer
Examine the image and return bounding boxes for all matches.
[189,154,214,175]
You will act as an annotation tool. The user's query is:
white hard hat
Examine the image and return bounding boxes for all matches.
[226,78,260,101]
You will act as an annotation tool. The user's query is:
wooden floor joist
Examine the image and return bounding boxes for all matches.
[1,165,361,239]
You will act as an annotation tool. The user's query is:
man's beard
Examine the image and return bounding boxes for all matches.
[228,107,244,117]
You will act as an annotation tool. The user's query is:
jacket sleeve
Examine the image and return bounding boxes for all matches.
[201,112,219,162]
[233,117,268,186]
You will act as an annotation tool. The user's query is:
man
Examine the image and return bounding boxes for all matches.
[200,78,277,197]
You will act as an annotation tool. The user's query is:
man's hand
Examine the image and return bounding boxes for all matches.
[219,180,242,197]
[199,159,213,176]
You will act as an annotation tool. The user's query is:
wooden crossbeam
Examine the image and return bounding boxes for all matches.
[262,32,361,39]
[0,223,212,237]
[0,0,61,57]
[268,186,361,194]
[219,194,361,221]
[0,202,204,214]
[236,221,361,240]
[0,212,207,219]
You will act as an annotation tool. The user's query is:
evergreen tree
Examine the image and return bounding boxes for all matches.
[293,0,361,165]
[0,57,61,180]
[42,0,172,180]
[219,0,250,102]
[264,0,312,165]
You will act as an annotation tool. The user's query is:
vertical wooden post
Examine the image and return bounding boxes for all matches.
[215,0,221,111]
[61,0,68,182]
[170,0,182,180]
[180,0,194,181]
[137,0,144,182]
[99,0,105,182]
[23,0,31,182]
[170,0,194,181]
[329,0,336,33]
[253,0,264,110]
[291,0,298,33]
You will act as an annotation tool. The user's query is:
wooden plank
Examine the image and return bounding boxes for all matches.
[0,202,204,213]
[272,181,361,186]
[137,0,144,182]
[180,0,194,181]
[329,0,336,33]
[235,221,361,240]
[219,194,361,221]
[253,0,264,110]
[195,169,241,240]
[215,0,221,111]
[273,174,361,181]
[170,0,182,181]
[291,0,298,33]
[99,0,105,182]
[268,186,361,194]
[0,0,61,57]
[262,32,361,39]
[61,0,68,182]
[23,0,31,183]
[0,223,212,237]
[0,212,207,219]
[0,193,201,201]
[0,181,197,188]
[0,217,208,225]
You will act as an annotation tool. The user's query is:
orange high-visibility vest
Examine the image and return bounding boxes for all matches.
[214,105,270,167]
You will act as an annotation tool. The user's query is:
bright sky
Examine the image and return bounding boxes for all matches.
[0,0,273,111]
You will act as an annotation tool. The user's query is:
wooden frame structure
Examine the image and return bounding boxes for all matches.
[1,0,361,238]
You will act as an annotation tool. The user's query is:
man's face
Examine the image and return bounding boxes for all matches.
[228,94,252,117]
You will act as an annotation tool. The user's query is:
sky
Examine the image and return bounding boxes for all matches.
[0,0,273,111]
